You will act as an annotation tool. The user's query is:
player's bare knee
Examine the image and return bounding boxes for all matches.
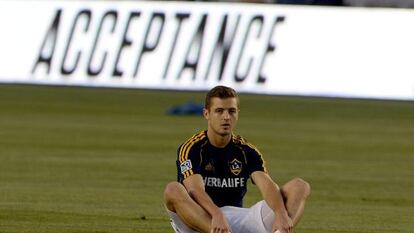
[292,177,311,198]
[164,182,180,199]
[164,182,186,203]
[164,182,183,211]
[284,177,311,199]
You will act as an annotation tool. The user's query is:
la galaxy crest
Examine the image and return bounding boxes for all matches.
[229,159,242,176]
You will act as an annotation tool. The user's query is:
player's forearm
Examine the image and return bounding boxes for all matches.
[187,188,222,217]
[262,179,289,217]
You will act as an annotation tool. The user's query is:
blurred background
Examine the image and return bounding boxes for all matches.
[0,0,413,233]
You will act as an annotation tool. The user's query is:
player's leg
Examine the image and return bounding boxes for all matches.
[164,181,211,233]
[259,178,310,232]
[281,177,311,225]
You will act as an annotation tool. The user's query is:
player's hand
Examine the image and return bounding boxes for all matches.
[272,212,293,233]
[210,210,232,233]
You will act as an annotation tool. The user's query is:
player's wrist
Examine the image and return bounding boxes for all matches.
[211,208,224,218]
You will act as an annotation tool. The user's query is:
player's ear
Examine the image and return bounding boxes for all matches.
[203,108,209,120]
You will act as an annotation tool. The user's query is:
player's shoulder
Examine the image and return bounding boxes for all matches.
[232,133,253,147]
[177,130,207,162]
[232,134,262,154]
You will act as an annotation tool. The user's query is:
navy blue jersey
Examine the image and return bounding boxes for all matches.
[176,130,267,208]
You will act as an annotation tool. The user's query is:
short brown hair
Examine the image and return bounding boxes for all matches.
[205,85,239,110]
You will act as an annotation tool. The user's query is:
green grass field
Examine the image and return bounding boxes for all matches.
[0,84,413,233]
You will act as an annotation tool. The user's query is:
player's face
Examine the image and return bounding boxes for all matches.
[204,97,239,137]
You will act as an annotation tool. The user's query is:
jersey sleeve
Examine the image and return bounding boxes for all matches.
[245,144,267,175]
[176,142,202,183]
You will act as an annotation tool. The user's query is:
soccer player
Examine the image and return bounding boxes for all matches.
[164,85,310,233]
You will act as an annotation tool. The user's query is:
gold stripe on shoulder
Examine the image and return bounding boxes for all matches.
[234,134,267,173]
[232,134,246,145]
[179,132,203,162]
[182,133,206,162]
[179,131,205,163]
[246,142,261,154]
[232,134,250,146]
[233,135,259,152]
[246,142,267,172]
[179,131,203,161]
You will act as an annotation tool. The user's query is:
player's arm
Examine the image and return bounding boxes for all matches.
[251,171,293,233]
[183,174,232,233]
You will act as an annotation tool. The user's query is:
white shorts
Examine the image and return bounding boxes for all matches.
[167,200,276,233]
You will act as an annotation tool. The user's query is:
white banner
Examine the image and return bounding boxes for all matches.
[0,0,414,100]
